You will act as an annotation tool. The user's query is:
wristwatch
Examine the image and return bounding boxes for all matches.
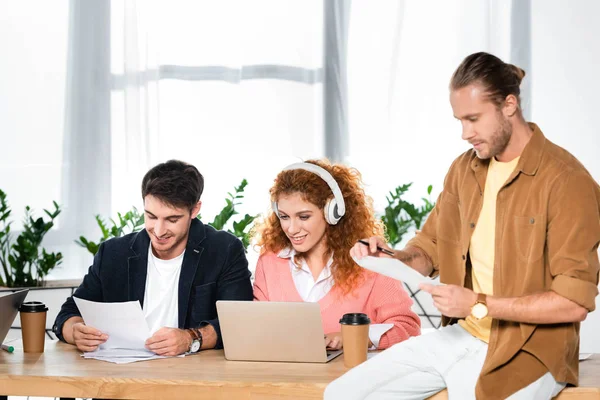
[187,328,202,353]
[471,293,489,320]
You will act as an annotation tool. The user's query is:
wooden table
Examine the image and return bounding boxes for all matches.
[0,341,598,399]
[0,341,347,399]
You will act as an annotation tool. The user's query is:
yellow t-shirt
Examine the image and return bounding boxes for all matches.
[458,156,520,342]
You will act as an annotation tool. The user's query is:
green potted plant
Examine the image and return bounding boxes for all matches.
[0,189,63,287]
[75,207,144,256]
[381,183,435,248]
[76,179,257,255]
[199,179,256,250]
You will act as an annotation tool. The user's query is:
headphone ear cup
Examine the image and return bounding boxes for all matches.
[323,199,340,225]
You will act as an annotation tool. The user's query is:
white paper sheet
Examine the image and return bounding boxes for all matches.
[369,323,394,350]
[83,348,156,358]
[74,297,152,350]
[81,348,179,364]
[355,256,444,288]
[83,355,165,364]
[73,297,169,363]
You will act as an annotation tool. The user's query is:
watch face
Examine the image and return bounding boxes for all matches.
[190,340,201,353]
[472,303,488,319]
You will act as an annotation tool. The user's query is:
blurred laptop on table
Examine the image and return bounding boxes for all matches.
[217,300,342,363]
[0,289,29,345]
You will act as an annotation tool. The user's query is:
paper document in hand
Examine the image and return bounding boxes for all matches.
[355,256,443,288]
[73,297,152,350]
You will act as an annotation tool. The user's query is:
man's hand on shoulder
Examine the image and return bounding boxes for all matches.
[71,321,108,352]
[145,327,191,356]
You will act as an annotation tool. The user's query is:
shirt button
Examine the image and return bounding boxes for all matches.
[530,218,535,224]
[470,222,475,228]
[462,255,466,260]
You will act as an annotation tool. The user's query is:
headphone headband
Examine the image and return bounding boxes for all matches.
[278,162,346,223]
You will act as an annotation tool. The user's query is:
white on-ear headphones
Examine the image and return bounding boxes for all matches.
[272,162,346,225]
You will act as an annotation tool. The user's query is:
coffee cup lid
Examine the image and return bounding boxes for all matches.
[339,313,370,325]
[19,301,48,313]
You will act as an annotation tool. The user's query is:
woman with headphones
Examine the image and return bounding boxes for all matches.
[252,159,421,350]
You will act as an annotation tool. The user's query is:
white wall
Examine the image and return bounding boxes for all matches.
[531,0,600,354]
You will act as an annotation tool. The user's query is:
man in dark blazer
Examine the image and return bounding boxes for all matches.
[54,160,253,355]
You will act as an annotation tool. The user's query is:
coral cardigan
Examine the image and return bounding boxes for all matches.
[253,252,421,349]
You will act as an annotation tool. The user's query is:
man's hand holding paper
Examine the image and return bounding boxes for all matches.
[71,320,108,352]
[145,327,191,356]
[419,283,477,318]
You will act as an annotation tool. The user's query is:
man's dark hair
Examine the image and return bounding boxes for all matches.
[450,52,526,108]
[141,160,204,210]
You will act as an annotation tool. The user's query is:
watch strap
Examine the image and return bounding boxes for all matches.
[187,327,203,351]
[477,293,487,305]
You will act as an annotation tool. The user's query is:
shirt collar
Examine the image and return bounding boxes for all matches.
[470,122,546,177]
[517,122,546,176]
[278,247,334,280]
[277,247,296,259]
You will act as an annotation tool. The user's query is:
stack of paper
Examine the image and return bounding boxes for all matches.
[74,297,178,364]
[81,348,172,364]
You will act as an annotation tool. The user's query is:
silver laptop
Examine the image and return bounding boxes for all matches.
[0,289,29,344]
[217,300,343,363]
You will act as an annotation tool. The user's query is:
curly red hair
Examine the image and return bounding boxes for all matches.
[253,159,384,295]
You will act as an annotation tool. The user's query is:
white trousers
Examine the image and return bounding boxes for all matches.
[325,324,565,400]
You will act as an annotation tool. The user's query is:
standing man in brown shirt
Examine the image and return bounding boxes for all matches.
[325,52,600,399]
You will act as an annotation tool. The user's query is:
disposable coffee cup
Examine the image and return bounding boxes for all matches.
[19,301,48,353]
[339,313,370,368]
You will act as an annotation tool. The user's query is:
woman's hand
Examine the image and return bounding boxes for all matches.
[324,332,343,350]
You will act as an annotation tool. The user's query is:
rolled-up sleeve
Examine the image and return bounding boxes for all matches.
[406,157,465,279]
[548,170,600,311]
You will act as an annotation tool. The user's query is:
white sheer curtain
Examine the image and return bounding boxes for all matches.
[0,1,68,226]
[0,1,90,279]
[1,0,325,279]
[110,0,325,227]
[346,0,531,217]
[59,0,112,278]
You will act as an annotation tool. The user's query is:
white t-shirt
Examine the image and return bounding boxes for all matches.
[143,245,185,334]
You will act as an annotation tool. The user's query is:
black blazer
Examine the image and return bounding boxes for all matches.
[53,218,253,349]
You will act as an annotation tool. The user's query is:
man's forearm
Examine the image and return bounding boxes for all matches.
[487,290,588,324]
[396,246,434,277]
[62,316,84,344]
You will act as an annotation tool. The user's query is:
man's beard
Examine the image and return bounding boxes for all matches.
[482,113,512,159]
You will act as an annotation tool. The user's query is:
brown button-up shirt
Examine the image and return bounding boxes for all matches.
[408,123,600,399]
